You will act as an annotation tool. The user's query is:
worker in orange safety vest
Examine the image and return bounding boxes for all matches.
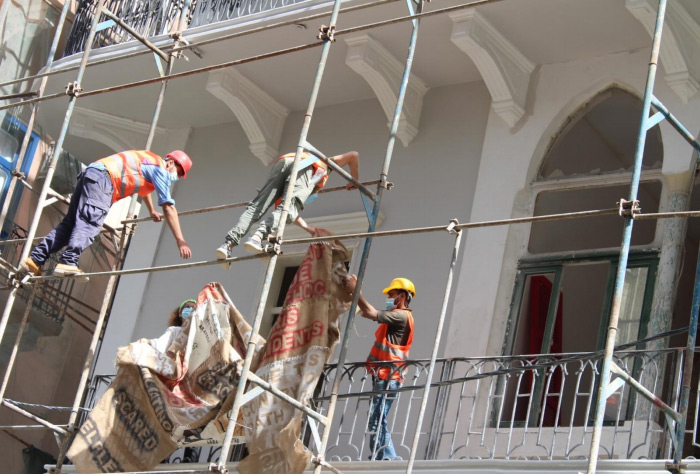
[344,275,416,461]
[216,150,359,265]
[22,150,193,280]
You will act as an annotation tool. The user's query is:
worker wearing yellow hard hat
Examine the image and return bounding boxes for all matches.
[344,274,416,461]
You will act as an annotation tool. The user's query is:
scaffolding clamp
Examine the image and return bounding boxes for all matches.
[317,24,336,42]
[11,170,26,180]
[209,462,228,474]
[379,176,394,190]
[665,461,687,472]
[65,82,83,97]
[618,198,640,218]
[446,219,460,234]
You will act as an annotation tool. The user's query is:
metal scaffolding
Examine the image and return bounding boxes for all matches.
[0,0,699,473]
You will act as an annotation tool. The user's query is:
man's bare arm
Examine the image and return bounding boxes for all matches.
[162,204,192,259]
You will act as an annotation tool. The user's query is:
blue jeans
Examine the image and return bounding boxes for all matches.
[368,377,401,460]
[30,167,112,266]
[226,157,315,245]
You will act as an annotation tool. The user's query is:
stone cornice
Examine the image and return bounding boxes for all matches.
[626,0,700,103]
[344,34,428,146]
[449,9,535,128]
[69,106,190,153]
[205,68,289,165]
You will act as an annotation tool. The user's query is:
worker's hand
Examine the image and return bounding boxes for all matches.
[313,227,331,237]
[345,182,357,191]
[344,274,358,293]
[150,210,162,222]
[177,239,192,259]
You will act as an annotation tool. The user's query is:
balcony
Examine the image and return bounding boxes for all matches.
[64,0,314,56]
[86,347,700,469]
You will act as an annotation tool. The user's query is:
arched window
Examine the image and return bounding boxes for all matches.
[501,88,663,427]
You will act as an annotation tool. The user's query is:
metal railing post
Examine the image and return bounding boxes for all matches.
[313,1,422,471]
[586,1,667,472]
[0,0,74,233]
[405,224,462,473]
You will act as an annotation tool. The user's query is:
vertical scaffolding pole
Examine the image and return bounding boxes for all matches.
[313,1,422,471]
[0,0,74,233]
[405,223,461,473]
[585,1,667,472]
[52,45,179,474]
[213,1,344,471]
[0,0,106,388]
[0,290,37,403]
[669,249,700,472]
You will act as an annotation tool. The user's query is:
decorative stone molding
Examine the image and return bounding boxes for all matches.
[344,34,428,146]
[449,9,535,128]
[205,68,289,165]
[626,0,700,103]
[69,107,190,153]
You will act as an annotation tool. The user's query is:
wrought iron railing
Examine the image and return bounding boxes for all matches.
[64,0,313,56]
[87,347,700,464]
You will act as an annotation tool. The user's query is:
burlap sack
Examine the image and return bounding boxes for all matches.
[67,282,263,473]
[238,240,353,474]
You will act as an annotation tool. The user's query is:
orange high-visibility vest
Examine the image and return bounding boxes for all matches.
[97,150,165,203]
[366,309,414,381]
[274,152,329,207]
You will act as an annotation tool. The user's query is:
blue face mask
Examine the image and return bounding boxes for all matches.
[181,307,194,319]
[305,193,318,205]
[169,169,179,182]
[385,298,396,310]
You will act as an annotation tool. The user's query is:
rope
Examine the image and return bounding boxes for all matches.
[5,398,91,413]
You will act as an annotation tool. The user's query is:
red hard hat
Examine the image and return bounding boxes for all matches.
[166,150,192,179]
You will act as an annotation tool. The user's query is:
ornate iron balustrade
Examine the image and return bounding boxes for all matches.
[87,348,700,464]
[64,0,312,56]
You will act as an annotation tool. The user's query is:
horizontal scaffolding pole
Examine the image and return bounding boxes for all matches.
[23,208,623,282]
[634,210,700,220]
[1,400,67,435]
[0,0,512,114]
[0,0,402,91]
[0,424,69,430]
[0,91,38,100]
[123,180,381,224]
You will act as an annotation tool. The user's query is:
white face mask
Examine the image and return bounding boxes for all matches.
[385,298,396,310]
[169,169,179,182]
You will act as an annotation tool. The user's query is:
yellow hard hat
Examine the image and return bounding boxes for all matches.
[382,277,416,298]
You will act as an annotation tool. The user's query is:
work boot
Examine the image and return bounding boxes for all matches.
[53,263,89,282]
[216,241,234,269]
[20,257,42,276]
[243,234,265,254]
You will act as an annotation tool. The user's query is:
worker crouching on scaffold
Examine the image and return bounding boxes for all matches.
[344,275,416,461]
[216,150,359,262]
[21,150,193,280]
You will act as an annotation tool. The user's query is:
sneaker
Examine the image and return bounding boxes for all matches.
[53,263,89,282]
[216,241,234,269]
[243,234,265,254]
[20,257,42,276]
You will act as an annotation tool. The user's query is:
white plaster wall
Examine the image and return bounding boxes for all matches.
[98,80,491,374]
[444,47,700,359]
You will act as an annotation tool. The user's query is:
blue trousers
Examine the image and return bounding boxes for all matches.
[368,377,401,460]
[30,167,112,266]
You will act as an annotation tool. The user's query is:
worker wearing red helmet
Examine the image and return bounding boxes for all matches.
[22,150,193,280]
